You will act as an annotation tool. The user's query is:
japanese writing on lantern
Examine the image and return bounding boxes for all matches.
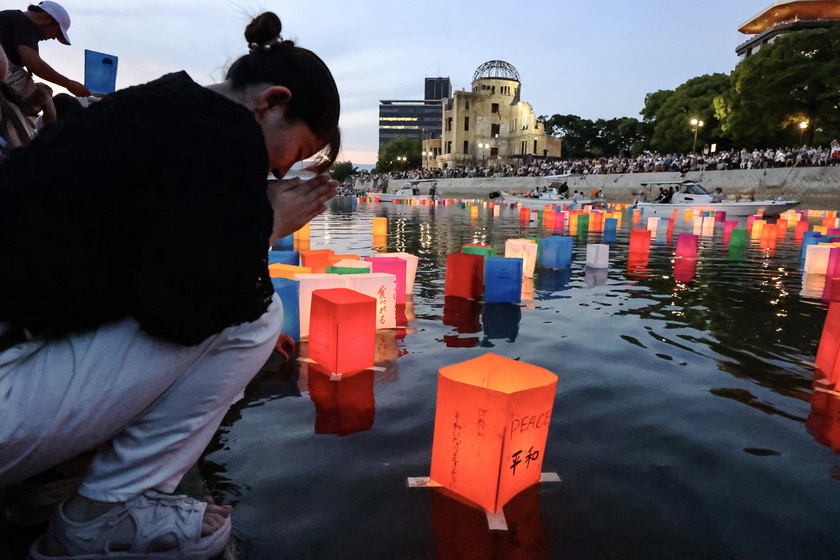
[450,411,462,486]
[376,285,388,325]
[510,446,540,476]
[476,408,487,439]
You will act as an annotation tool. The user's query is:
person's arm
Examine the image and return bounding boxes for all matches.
[33,82,56,129]
[17,45,91,97]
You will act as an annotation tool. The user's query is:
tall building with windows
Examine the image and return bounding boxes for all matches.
[736,0,840,59]
[378,77,451,147]
[422,60,562,170]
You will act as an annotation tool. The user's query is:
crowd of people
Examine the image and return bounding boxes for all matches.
[352,141,840,189]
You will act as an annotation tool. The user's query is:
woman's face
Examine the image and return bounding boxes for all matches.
[256,93,325,179]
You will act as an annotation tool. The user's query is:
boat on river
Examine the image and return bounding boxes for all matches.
[367,179,438,201]
[633,180,799,217]
[499,190,606,210]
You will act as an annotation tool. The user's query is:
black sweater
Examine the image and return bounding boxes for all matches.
[0,72,275,345]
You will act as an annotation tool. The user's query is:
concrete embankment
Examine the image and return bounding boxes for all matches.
[356,167,840,209]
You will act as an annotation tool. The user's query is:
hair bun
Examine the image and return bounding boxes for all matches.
[244,12,282,47]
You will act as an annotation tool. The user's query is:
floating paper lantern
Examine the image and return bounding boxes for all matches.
[429,353,558,513]
[344,272,397,329]
[675,232,699,258]
[326,253,361,267]
[504,239,538,278]
[538,236,573,269]
[272,234,295,250]
[308,288,376,375]
[603,218,618,242]
[692,216,703,235]
[701,217,715,236]
[462,244,496,258]
[585,243,609,269]
[307,364,375,436]
[493,205,501,217]
[372,234,388,248]
[373,217,388,236]
[646,217,660,237]
[632,209,641,224]
[268,263,311,279]
[728,228,747,248]
[576,214,590,236]
[484,257,523,304]
[816,302,840,383]
[589,212,604,232]
[365,256,407,304]
[444,252,485,300]
[294,238,310,252]
[293,273,346,337]
[776,219,788,238]
[715,210,727,223]
[268,250,299,265]
[805,244,833,275]
[827,247,840,279]
[806,388,840,453]
[330,259,372,271]
[294,222,311,240]
[555,211,566,232]
[629,228,651,255]
[519,208,531,221]
[325,266,365,275]
[370,252,419,295]
[543,210,556,229]
[568,213,579,234]
[300,249,336,274]
[270,277,300,341]
[759,224,778,249]
[722,220,738,244]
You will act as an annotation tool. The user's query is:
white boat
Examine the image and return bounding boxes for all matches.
[367,179,438,201]
[633,180,799,217]
[499,191,606,209]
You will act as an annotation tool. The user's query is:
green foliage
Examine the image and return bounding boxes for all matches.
[330,161,358,183]
[640,73,730,153]
[375,137,422,173]
[540,114,645,158]
[718,26,840,147]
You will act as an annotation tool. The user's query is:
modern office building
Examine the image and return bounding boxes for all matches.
[421,60,562,170]
[736,0,840,59]
[378,77,451,147]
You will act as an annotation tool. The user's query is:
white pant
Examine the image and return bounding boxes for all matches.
[0,294,283,502]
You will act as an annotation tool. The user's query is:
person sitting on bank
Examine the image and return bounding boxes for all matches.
[711,187,725,203]
[0,2,91,97]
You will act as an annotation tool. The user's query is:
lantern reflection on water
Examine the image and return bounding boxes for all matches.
[307,364,375,436]
[308,288,376,375]
[429,353,558,513]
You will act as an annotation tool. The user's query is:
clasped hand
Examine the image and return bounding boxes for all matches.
[266,174,338,245]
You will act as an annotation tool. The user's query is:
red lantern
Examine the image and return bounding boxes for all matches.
[444,252,484,300]
[308,288,376,375]
[629,228,651,255]
[429,353,558,513]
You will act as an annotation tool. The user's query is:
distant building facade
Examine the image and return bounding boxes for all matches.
[736,0,840,59]
[378,77,451,147]
[421,60,562,170]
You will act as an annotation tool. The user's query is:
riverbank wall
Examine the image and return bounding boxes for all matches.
[356,167,840,209]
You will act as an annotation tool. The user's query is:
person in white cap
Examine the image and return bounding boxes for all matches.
[0,2,90,97]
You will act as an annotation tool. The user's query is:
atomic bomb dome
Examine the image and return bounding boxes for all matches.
[472,60,520,82]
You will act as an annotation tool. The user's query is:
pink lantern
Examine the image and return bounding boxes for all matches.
[370,252,419,295]
[365,256,407,304]
[675,232,699,258]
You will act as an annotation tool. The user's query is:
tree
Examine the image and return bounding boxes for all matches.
[540,114,598,158]
[717,25,840,147]
[641,73,730,154]
[374,137,421,173]
[330,161,357,183]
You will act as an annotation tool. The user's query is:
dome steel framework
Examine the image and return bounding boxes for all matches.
[472,60,520,82]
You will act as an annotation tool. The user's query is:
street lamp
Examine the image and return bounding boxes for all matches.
[690,118,704,153]
[799,121,809,145]
[477,142,487,166]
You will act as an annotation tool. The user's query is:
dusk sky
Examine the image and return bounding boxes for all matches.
[37,0,775,165]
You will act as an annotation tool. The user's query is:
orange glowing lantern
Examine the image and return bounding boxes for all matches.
[759,223,778,249]
[294,222,311,240]
[268,263,311,279]
[293,273,347,337]
[504,239,538,278]
[344,272,397,329]
[308,288,376,375]
[300,249,336,274]
[373,217,388,236]
[429,353,558,513]
[444,252,485,300]
[816,301,840,382]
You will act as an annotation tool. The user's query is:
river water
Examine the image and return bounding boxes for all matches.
[202,198,840,560]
